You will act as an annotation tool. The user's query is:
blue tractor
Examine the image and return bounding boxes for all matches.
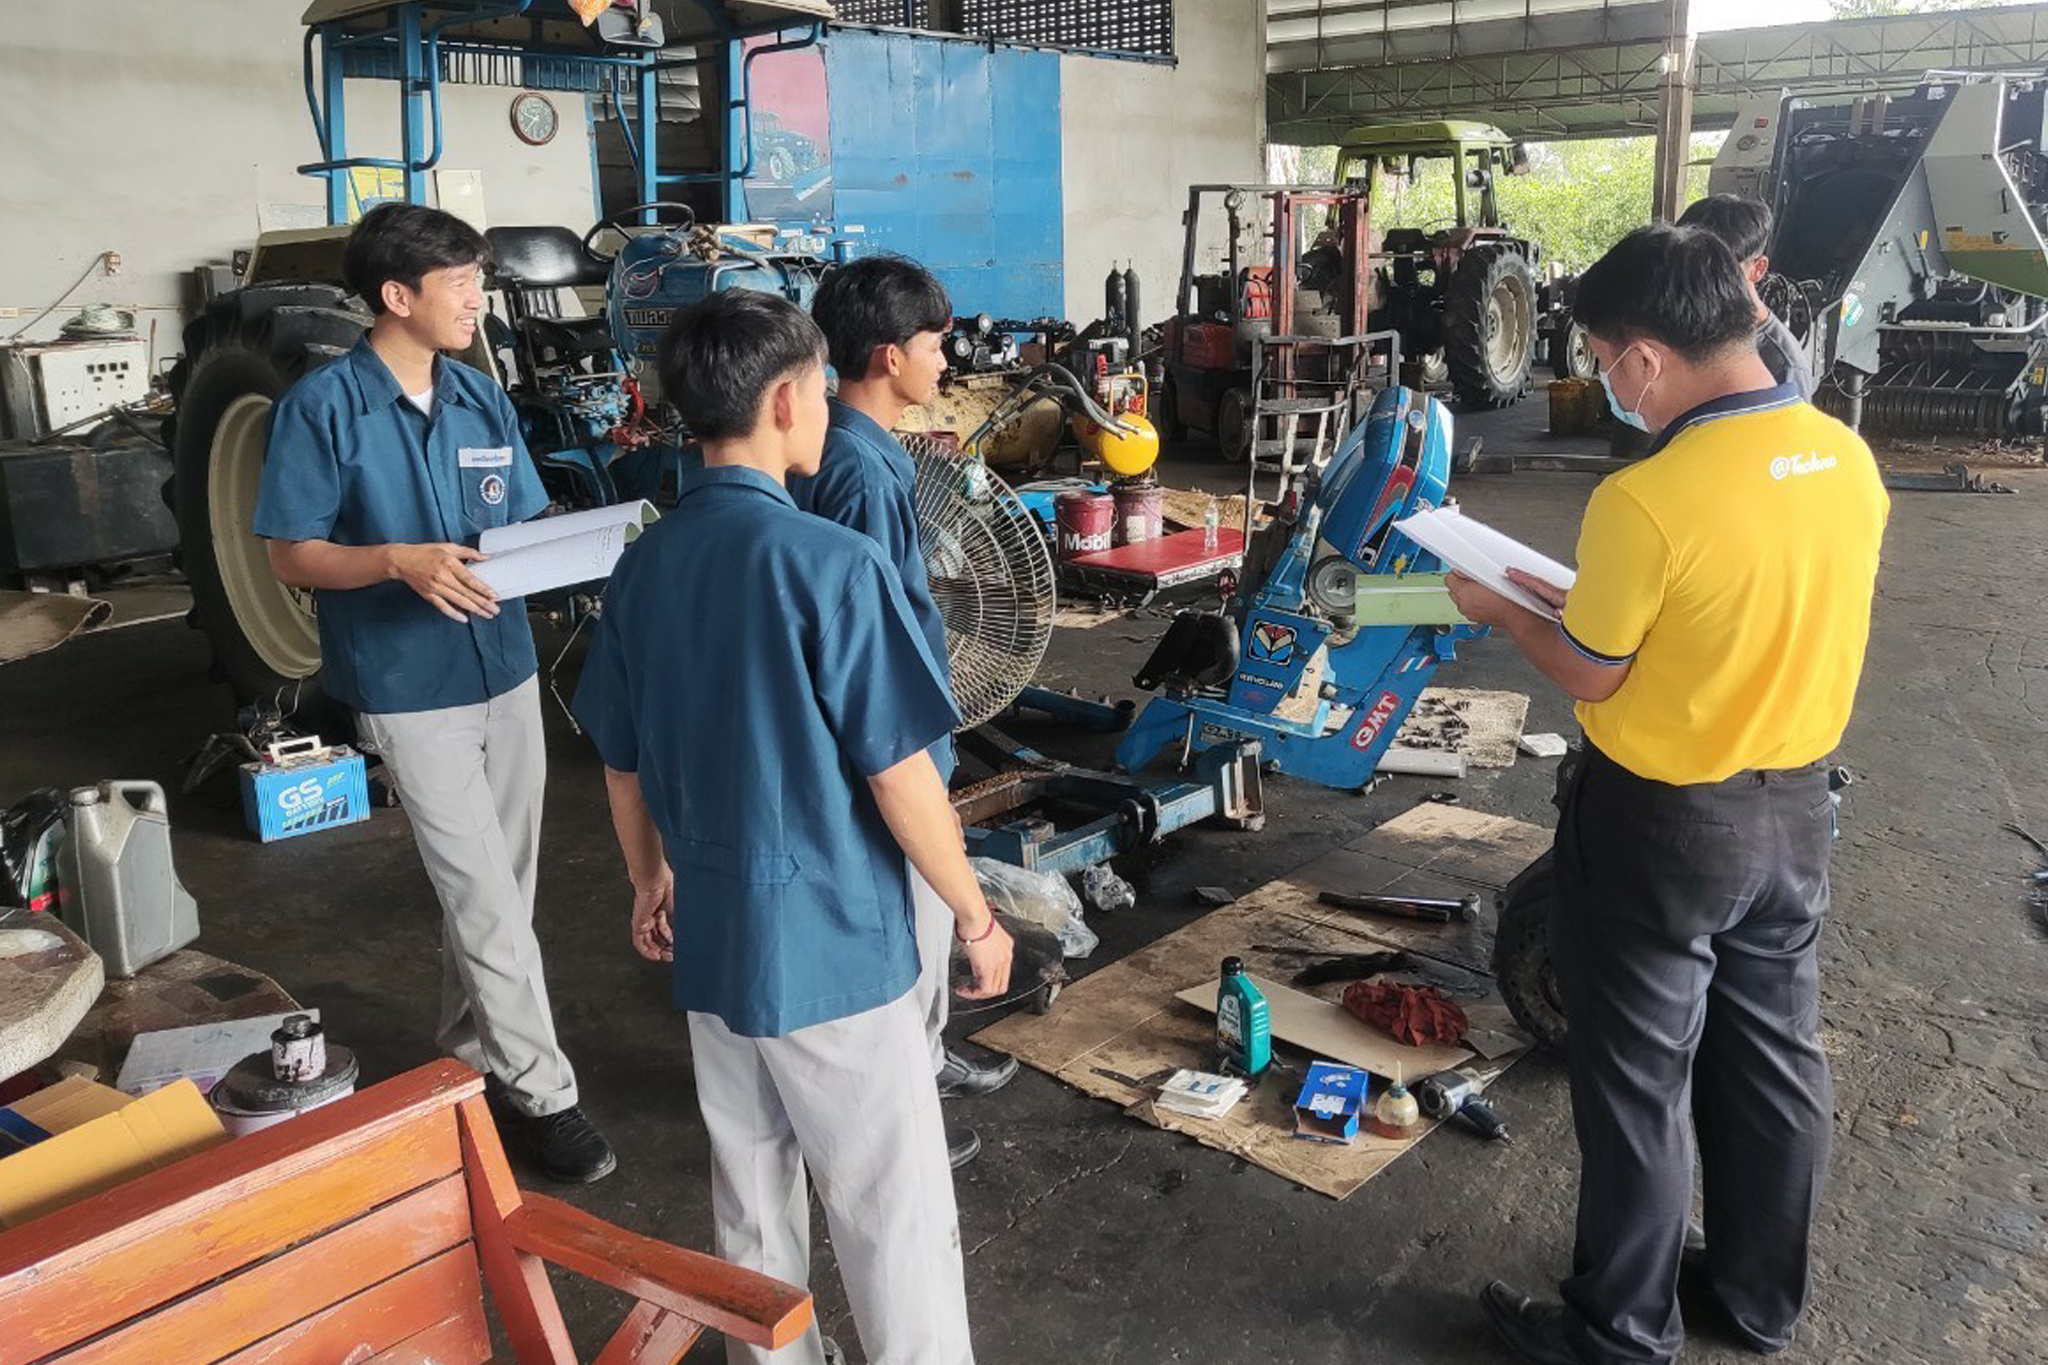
[167,0,840,711]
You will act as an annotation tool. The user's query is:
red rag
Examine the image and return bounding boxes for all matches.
[1341,980,1469,1047]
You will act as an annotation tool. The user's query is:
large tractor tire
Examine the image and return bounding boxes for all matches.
[168,285,370,711]
[1549,317,1597,381]
[1444,244,1538,408]
[1492,849,1567,1055]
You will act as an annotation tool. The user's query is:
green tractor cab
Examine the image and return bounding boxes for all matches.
[1334,121,1582,404]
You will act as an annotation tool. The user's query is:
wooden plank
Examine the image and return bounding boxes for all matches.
[506,1194,812,1351]
[592,1300,704,1365]
[0,1092,468,1362]
[457,1097,577,1365]
[361,1308,495,1365]
[56,1175,471,1365]
[210,1246,488,1365]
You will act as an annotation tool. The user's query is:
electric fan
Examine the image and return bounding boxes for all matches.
[903,434,1056,728]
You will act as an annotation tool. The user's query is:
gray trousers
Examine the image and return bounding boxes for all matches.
[687,993,974,1365]
[910,867,951,1074]
[358,676,578,1116]
[1552,744,1834,1364]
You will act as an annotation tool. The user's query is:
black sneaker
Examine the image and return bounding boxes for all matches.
[947,1121,982,1170]
[526,1106,618,1184]
[937,1047,1019,1099]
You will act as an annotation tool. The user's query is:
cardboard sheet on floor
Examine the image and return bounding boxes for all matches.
[973,802,1552,1199]
[1392,688,1532,769]
[1174,974,1474,1077]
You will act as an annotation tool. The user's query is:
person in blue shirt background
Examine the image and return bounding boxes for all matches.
[254,203,613,1183]
[575,289,1013,1365]
[1675,194,1817,402]
[790,255,1018,1169]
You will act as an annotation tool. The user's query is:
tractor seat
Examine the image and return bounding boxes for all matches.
[1133,611,1240,693]
[485,226,611,291]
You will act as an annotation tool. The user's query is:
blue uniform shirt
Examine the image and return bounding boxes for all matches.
[571,465,961,1038]
[789,399,956,780]
[253,336,549,715]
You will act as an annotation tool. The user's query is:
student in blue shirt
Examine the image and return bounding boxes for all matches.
[791,256,1017,1170]
[575,290,1013,1365]
[255,204,613,1183]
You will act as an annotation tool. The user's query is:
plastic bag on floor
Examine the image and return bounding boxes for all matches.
[1080,864,1135,914]
[970,856,1099,959]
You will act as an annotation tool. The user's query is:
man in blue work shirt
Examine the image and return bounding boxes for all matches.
[574,289,1013,1365]
[255,204,613,1183]
[791,256,1018,1170]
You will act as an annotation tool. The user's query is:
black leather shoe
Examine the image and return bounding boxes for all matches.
[525,1106,618,1184]
[947,1121,983,1169]
[937,1047,1019,1099]
[1480,1280,1583,1365]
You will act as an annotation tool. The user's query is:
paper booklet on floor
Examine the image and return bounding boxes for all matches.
[1390,505,1577,621]
[472,500,659,599]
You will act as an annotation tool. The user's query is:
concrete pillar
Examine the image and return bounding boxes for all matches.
[1651,0,1695,222]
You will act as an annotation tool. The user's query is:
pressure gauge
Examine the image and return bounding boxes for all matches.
[511,92,558,146]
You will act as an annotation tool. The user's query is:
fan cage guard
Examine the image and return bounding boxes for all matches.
[904,433,1057,728]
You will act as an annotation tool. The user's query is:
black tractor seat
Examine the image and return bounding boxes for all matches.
[1133,611,1240,694]
[484,225,618,370]
[485,225,611,291]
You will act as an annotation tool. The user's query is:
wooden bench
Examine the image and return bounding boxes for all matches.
[0,1059,812,1365]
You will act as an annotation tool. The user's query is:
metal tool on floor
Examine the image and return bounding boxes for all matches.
[1415,1069,1512,1144]
[1318,889,1481,924]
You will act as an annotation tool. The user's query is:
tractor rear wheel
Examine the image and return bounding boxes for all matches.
[1492,849,1567,1055]
[168,285,370,711]
[1445,244,1537,408]
[1549,317,1597,381]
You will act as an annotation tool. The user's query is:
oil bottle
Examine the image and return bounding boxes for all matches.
[1216,956,1271,1077]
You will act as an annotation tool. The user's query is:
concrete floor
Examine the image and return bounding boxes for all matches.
[3,402,2044,1363]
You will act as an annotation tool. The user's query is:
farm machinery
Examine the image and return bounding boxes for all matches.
[1710,72,2048,441]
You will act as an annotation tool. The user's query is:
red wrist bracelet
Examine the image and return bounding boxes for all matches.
[956,912,997,945]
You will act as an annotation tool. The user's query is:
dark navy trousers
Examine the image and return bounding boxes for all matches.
[1550,743,1835,1363]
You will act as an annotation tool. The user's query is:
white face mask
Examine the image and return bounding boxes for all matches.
[1599,345,1653,432]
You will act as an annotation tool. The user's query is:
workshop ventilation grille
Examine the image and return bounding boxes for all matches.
[904,436,1057,730]
[835,0,1173,58]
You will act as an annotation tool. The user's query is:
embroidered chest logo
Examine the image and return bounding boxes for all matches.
[479,473,507,506]
[1770,451,1838,481]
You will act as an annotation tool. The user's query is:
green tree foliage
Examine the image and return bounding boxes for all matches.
[1290,136,1718,273]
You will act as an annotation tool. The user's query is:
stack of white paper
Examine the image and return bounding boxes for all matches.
[1157,1069,1250,1119]
[472,500,660,599]
[1390,505,1577,620]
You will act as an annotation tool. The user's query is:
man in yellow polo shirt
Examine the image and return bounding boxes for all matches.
[1446,223,1887,1365]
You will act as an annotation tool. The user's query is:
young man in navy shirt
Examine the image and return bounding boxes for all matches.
[575,290,1014,1365]
[255,204,612,1182]
[791,256,1018,1170]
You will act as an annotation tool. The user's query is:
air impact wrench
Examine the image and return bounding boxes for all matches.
[1415,1069,1511,1144]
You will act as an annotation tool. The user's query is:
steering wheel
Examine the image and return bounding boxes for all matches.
[581,202,698,263]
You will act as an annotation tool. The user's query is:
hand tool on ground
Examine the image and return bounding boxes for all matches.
[1415,1069,1512,1144]
[1318,890,1481,924]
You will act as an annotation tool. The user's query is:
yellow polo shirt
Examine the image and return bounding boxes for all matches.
[1562,385,1889,785]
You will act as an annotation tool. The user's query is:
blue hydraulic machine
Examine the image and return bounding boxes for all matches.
[1117,387,1485,790]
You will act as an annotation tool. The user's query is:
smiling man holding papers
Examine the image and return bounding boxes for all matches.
[255,204,614,1184]
[1446,225,1887,1365]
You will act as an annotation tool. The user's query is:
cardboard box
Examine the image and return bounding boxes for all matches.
[1293,1061,1372,1144]
[239,739,370,842]
[0,1079,228,1226]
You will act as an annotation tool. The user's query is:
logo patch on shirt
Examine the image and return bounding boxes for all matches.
[479,473,507,506]
[459,447,513,468]
[1770,451,1838,481]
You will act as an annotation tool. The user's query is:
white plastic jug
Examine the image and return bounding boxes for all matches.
[57,780,200,977]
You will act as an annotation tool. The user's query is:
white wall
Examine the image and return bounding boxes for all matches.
[0,1,599,366]
[1058,0,1267,325]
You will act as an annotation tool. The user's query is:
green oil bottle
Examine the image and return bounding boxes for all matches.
[1216,956,1271,1077]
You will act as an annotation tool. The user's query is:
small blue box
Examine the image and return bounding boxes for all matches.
[1293,1061,1372,1144]
[239,739,370,843]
